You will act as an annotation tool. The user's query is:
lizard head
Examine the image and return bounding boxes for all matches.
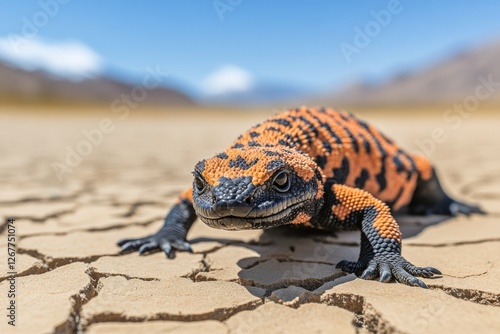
[191,147,324,230]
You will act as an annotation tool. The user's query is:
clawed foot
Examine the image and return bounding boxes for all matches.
[431,197,485,216]
[117,233,192,259]
[410,196,486,216]
[336,254,442,288]
[448,200,486,216]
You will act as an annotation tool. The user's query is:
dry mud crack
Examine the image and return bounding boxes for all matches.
[1,113,500,333]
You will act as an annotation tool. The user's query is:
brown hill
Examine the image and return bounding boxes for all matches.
[0,62,194,106]
[329,40,500,105]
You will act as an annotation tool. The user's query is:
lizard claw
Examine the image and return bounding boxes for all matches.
[116,233,192,259]
[449,201,486,216]
[138,242,158,255]
[336,254,441,288]
[171,240,193,253]
[118,238,148,254]
[430,196,486,216]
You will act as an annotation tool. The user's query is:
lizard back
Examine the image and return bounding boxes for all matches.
[230,106,429,211]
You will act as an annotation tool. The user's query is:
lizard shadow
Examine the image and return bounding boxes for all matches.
[190,214,450,299]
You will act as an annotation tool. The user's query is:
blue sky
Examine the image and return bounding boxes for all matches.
[1,0,500,96]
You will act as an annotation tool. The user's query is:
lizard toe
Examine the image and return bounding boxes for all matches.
[138,241,159,255]
[161,240,193,259]
[360,261,378,280]
[119,239,147,254]
[171,240,193,253]
[161,242,178,259]
[391,265,428,288]
[336,260,364,274]
[117,238,136,247]
[379,263,392,283]
[404,263,442,278]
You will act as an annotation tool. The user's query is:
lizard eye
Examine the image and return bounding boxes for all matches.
[193,175,206,193]
[272,170,291,192]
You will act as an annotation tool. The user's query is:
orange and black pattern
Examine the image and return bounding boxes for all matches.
[118,106,485,288]
[230,106,433,212]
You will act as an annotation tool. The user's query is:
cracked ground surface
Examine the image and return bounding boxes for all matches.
[0,109,499,333]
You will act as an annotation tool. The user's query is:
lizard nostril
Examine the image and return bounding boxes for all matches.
[245,196,253,205]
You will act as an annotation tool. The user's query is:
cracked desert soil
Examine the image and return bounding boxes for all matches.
[0,108,499,333]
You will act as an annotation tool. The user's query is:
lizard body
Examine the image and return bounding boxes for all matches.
[118,107,484,288]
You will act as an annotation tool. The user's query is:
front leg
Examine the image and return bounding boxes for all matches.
[117,188,197,258]
[322,184,441,288]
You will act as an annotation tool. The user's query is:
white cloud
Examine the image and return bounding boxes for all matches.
[202,65,254,95]
[0,37,102,79]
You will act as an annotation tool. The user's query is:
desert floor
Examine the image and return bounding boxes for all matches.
[0,107,499,333]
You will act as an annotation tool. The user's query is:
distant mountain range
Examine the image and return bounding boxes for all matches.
[2,39,500,107]
[327,40,500,105]
[0,62,195,106]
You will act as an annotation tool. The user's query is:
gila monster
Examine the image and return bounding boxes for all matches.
[118,106,484,288]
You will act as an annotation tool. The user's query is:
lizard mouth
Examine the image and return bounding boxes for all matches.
[196,200,309,231]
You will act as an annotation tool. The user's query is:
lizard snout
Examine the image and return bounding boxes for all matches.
[213,199,253,218]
